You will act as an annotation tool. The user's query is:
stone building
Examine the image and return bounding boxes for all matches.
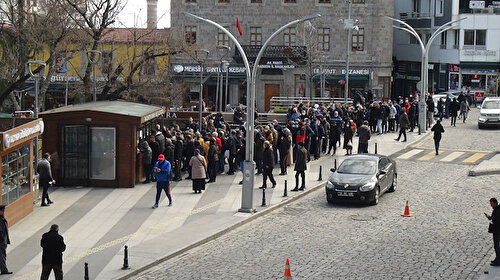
[171,0,394,112]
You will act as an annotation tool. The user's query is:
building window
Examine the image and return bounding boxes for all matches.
[283,27,296,46]
[250,27,262,45]
[409,32,421,44]
[436,0,444,16]
[185,0,196,2]
[317,28,330,51]
[185,26,197,44]
[351,28,364,51]
[250,0,262,3]
[294,74,306,96]
[464,30,486,47]
[412,0,421,13]
[217,30,229,47]
[318,0,331,3]
[352,0,365,3]
[2,145,30,206]
[141,50,157,76]
[218,0,229,2]
[453,29,459,49]
[284,0,296,2]
[440,31,447,49]
[378,77,391,98]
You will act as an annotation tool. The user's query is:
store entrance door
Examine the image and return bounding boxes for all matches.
[62,125,89,182]
[265,84,280,111]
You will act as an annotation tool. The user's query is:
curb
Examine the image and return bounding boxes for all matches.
[118,180,327,280]
[468,152,500,177]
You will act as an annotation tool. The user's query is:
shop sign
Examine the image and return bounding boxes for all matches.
[449,64,460,73]
[462,50,497,57]
[2,120,44,149]
[165,112,178,119]
[173,64,247,74]
[312,68,370,75]
[407,75,421,81]
[257,61,295,69]
[143,109,166,122]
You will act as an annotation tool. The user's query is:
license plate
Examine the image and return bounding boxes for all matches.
[337,192,354,197]
[489,118,499,122]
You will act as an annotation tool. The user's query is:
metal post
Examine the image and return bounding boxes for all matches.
[84,262,89,280]
[283,180,288,197]
[65,71,69,106]
[334,158,337,170]
[375,142,378,154]
[122,245,129,269]
[225,66,229,110]
[261,187,266,207]
[318,165,322,181]
[86,50,102,102]
[199,63,203,128]
[216,66,220,111]
[27,60,45,168]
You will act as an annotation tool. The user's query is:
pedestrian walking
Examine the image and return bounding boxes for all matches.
[226,131,238,175]
[189,149,207,194]
[0,205,11,275]
[260,141,276,189]
[328,121,341,155]
[357,121,371,154]
[291,142,307,192]
[450,98,459,127]
[426,96,435,129]
[395,111,409,142]
[37,153,55,207]
[152,154,172,209]
[40,224,66,280]
[278,129,291,175]
[486,198,500,266]
[431,120,444,155]
[343,120,354,156]
[460,99,470,123]
[140,141,152,183]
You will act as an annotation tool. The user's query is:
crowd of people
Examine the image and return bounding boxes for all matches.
[139,91,475,207]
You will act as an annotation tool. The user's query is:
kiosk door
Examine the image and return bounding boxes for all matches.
[62,125,89,180]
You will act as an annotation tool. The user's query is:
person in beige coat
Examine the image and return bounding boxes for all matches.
[189,149,207,194]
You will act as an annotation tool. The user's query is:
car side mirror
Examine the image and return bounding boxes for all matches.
[330,168,336,172]
[378,170,387,176]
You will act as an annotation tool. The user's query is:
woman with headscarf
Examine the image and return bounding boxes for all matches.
[343,120,354,155]
[207,139,218,183]
[189,149,207,194]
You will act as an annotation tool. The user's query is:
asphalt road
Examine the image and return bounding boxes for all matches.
[133,110,500,280]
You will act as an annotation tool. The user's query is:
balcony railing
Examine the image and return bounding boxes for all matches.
[233,45,308,64]
[399,12,432,20]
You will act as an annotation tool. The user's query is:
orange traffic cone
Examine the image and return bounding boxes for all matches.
[401,200,413,217]
[284,258,292,279]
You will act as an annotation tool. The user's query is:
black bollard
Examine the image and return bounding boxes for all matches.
[84,262,89,280]
[318,165,322,181]
[122,245,129,270]
[283,180,288,197]
[261,187,266,206]
[375,142,378,154]
[334,158,337,170]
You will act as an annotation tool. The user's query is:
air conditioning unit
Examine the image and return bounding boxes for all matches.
[469,1,486,9]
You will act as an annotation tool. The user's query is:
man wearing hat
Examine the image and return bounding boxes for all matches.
[152,154,172,209]
[40,224,65,280]
[0,205,11,274]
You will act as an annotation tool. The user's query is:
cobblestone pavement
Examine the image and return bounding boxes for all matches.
[133,158,499,280]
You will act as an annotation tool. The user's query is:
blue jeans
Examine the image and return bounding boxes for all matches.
[155,181,171,205]
[377,119,382,134]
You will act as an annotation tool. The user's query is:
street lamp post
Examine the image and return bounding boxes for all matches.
[215,45,231,112]
[387,17,465,134]
[27,60,46,166]
[221,60,230,111]
[186,13,320,213]
[343,0,359,104]
[87,50,102,102]
[194,49,210,130]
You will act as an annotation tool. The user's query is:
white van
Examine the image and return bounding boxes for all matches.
[478,97,500,129]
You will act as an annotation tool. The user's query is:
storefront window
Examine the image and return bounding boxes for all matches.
[2,145,30,205]
[462,74,486,90]
[294,75,306,97]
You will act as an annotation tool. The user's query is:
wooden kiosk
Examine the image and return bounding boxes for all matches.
[41,101,165,188]
[0,118,44,225]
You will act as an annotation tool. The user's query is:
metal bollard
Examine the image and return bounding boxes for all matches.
[122,245,129,270]
[318,165,322,181]
[334,158,337,170]
[84,262,89,280]
[283,180,288,197]
[261,187,266,206]
[375,142,378,154]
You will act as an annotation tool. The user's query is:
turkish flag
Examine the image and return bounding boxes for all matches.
[236,18,243,36]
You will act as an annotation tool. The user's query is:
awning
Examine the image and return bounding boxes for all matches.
[460,62,500,70]
[313,75,369,84]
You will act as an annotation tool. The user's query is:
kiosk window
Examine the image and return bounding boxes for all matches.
[1,145,30,205]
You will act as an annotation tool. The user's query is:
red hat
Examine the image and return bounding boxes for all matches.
[158,154,165,161]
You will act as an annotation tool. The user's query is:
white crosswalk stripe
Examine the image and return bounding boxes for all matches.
[440,152,465,162]
[397,149,424,159]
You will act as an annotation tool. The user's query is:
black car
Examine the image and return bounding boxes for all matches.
[325,154,397,205]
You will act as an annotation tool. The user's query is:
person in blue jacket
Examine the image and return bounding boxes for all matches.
[152,154,172,209]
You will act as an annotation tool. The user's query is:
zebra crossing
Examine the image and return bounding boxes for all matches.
[393,148,494,165]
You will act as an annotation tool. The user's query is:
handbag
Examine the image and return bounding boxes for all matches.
[196,156,208,179]
[489,223,494,234]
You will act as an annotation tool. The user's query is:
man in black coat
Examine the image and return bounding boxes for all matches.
[226,131,238,175]
[291,142,307,191]
[40,224,66,280]
[486,198,500,266]
[0,206,11,275]
[149,136,161,181]
[173,135,184,181]
[260,141,276,189]
[37,153,56,207]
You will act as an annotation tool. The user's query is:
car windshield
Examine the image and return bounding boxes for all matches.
[482,101,500,109]
[337,159,377,175]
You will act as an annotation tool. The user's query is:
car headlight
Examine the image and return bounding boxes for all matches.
[359,181,376,192]
[326,181,334,189]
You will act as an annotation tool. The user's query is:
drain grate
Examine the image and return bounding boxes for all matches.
[279,206,309,216]
[350,215,377,221]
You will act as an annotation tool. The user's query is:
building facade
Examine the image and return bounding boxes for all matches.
[393,0,500,100]
[171,0,394,112]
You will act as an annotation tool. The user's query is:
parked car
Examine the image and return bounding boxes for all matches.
[433,91,459,116]
[478,97,500,129]
[325,155,397,205]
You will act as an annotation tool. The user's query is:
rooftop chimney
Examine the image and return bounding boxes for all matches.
[146,0,158,29]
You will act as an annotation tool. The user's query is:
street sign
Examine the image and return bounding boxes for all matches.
[344,19,354,29]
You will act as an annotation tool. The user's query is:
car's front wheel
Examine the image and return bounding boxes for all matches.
[388,174,397,192]
[370,187,380,205]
